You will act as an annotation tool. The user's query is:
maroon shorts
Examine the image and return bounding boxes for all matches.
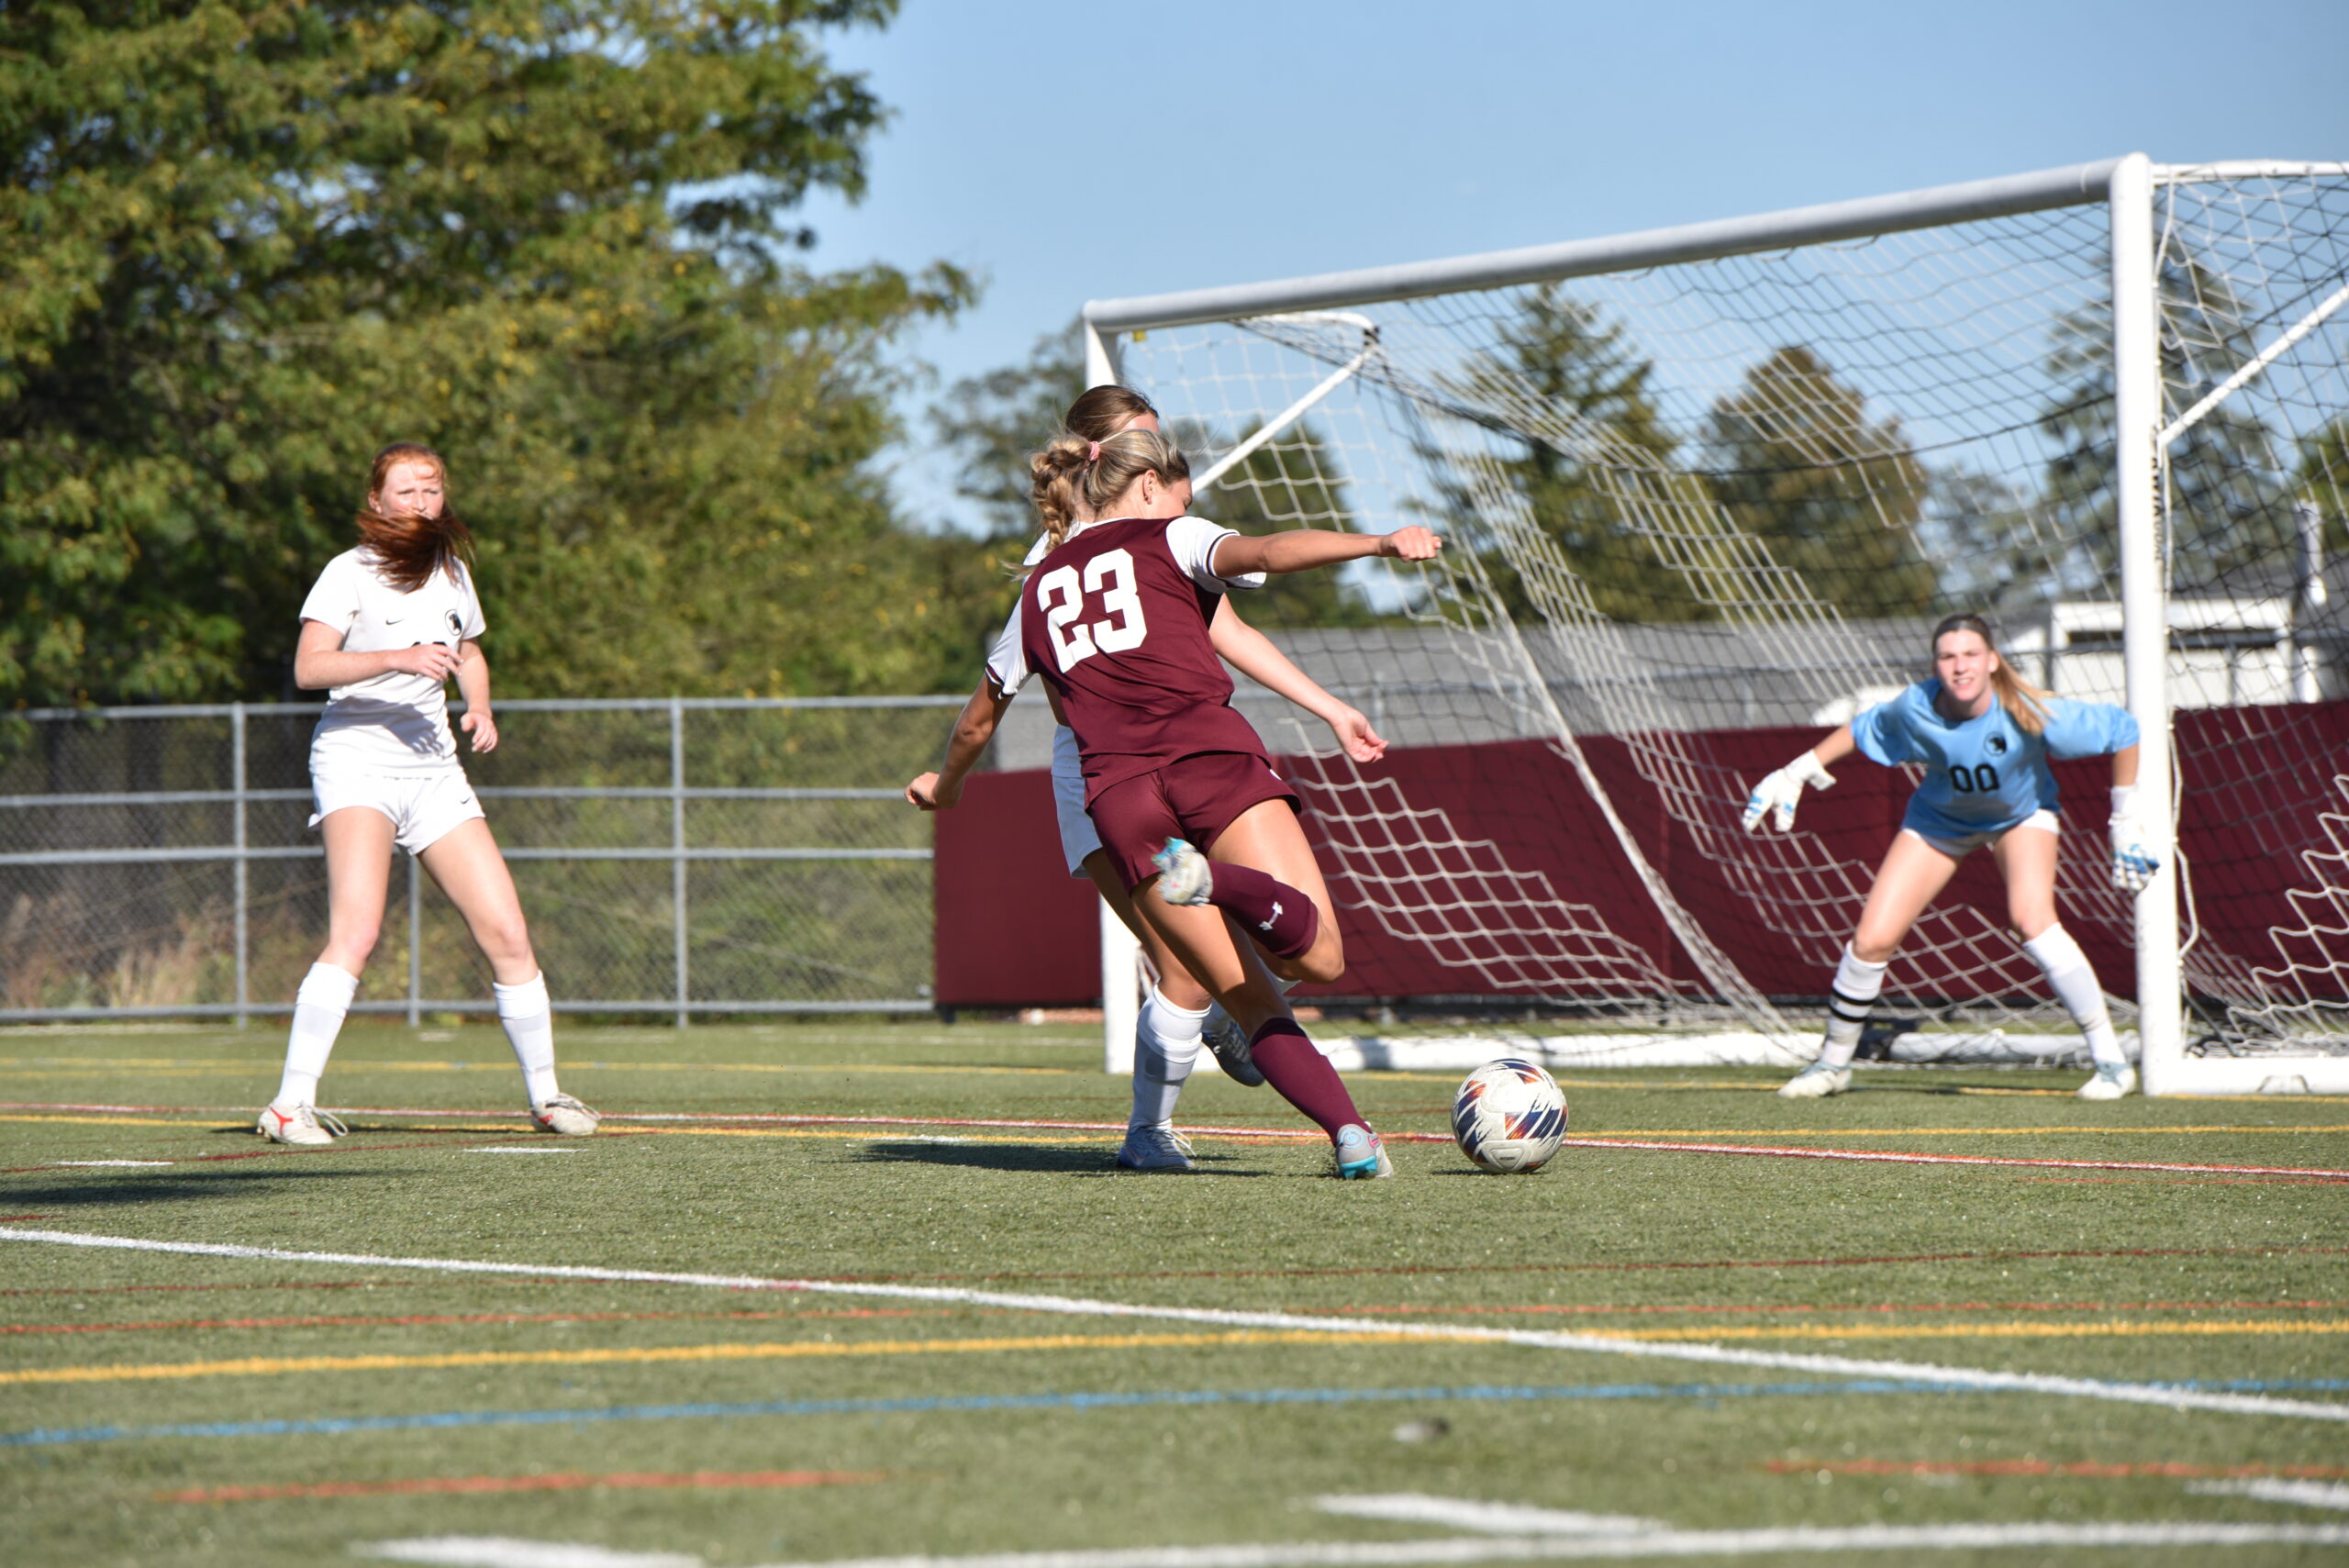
[1087,751,1301,892]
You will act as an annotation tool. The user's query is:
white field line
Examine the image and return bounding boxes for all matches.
[5,1228,2346,1425]
[1314,1496,1662,1535]
[466,1148,584,1155]
[358,1522,2349,1568]
[49,1160,173,1167]
[2188,1478,2349,1510]
[356,1540,699,1567]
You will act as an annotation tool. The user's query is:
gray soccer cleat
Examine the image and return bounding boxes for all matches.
[1776,1061,1853,1099]
[2076,1062,2137,1101]
[531,1094,602,1136]
[1333,1123,1393,1179]
[1201,1004,1264,1086]
[256,1102,348,1147]
[1115,1123,1197,1172]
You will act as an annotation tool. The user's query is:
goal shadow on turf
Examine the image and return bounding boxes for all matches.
[851,1140,1270,1176]
[0,1168,375,1211]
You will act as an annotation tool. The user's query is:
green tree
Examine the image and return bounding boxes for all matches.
[1703,345,1939,618]
[929,320,1089,545]
[2041,250,2296,595]
[1429,285,1692,622]
[2296,417,2349,558]
[0,1,980,707]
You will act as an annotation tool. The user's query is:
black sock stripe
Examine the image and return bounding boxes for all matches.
[1828,987,1880,1020]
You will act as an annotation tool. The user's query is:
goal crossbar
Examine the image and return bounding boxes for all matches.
[1085,159,2126,334]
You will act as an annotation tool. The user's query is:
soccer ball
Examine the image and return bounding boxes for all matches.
[1450,1058,1568,1173]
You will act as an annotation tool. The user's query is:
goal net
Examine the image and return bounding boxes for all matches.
[1084,157,2349,1093]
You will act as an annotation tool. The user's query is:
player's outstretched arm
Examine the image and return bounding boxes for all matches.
[1210,525,1442,579]
[907,678,1013,812]
[1741,725,1859,834]
[1208,601,1385,763]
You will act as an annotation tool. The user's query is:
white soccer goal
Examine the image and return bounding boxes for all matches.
[1081,153,2349,1096]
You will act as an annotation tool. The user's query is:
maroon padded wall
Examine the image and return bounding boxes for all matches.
[930,700,2349,1009]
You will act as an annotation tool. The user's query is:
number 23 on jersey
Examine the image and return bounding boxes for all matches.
[1039,549,1149,672]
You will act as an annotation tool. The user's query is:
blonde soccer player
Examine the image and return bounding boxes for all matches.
[1742,613,2156,1102]
[920,428,1440,1177]
[912,388,1388,1173]
[255,443,598,1145]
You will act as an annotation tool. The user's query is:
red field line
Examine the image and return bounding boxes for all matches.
[1766,1460,2349,1480]
[0,1304,958,1335]
[158,1468,889,1503]
[843,1242,2349,1284]
[1330,1297,2349,1319]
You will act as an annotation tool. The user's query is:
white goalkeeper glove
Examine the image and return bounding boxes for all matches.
[2109,784,2160,892]
[1742,751,1836,834]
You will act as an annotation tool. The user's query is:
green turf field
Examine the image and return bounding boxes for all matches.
[2,1020,2345,1567]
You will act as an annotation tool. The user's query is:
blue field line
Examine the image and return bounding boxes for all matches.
[6,1376,2345,1450]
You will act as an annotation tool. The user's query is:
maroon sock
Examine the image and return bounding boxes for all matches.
[1206,862,1320,960]
[1249,1018,1365,1140]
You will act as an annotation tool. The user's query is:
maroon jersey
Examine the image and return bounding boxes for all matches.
[996,515,1269,803]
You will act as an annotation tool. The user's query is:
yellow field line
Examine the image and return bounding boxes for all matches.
[1586,1317,2349,1344]
[0,1328,1411,1387]
[0,1114,228,1129]
[618,1125,1126,1145]
[0,1065,1080,1079]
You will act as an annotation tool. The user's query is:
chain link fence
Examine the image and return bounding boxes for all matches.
[0,697,963,1024]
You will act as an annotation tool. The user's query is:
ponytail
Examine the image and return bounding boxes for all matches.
[355,442,474,594]
[1932,612,2051,736]
[1024,387,1167,553]
[1026,427,1191,558]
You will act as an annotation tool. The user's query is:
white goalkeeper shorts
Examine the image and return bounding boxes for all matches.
[309,766,485,855]
[1900,807,2059,860]
[1052,725,1103,878]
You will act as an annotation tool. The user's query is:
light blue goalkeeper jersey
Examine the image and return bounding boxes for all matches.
[1850,681,2140,840]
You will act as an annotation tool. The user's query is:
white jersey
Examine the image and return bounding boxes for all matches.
[300,548,485,776]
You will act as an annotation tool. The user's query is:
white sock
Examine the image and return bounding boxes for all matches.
[1131,987,1207,1130]
[1819,943,1888,1069]
[493,972,562,1106]
[276,963,358,1106]
[2022,925,2124,1066]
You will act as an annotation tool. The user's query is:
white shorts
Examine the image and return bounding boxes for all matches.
[309,768,484,854]
[1052,726,1102,878]
[1901,807,2059,860]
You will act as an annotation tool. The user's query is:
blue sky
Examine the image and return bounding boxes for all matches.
[796,0,2349,529]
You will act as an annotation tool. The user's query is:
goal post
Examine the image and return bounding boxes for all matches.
[1075,157,2349,1094]
[2107,153,2188,1092]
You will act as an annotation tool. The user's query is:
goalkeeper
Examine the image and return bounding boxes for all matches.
[1741,614,2156,1101]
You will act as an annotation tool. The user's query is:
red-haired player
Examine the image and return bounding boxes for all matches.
[255,444,598,1146]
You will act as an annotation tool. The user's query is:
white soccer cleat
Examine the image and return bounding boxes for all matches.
[531,1094,602,1136]
[2076,1062,2137,1101]
[1776,1062,1853,1099]
[1115,1123,1197,1173]
[1151,839,1215,906]
[256,1102,347,1147]
[1333,1123,1393,1179]
[1201,1004,1264,1086]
